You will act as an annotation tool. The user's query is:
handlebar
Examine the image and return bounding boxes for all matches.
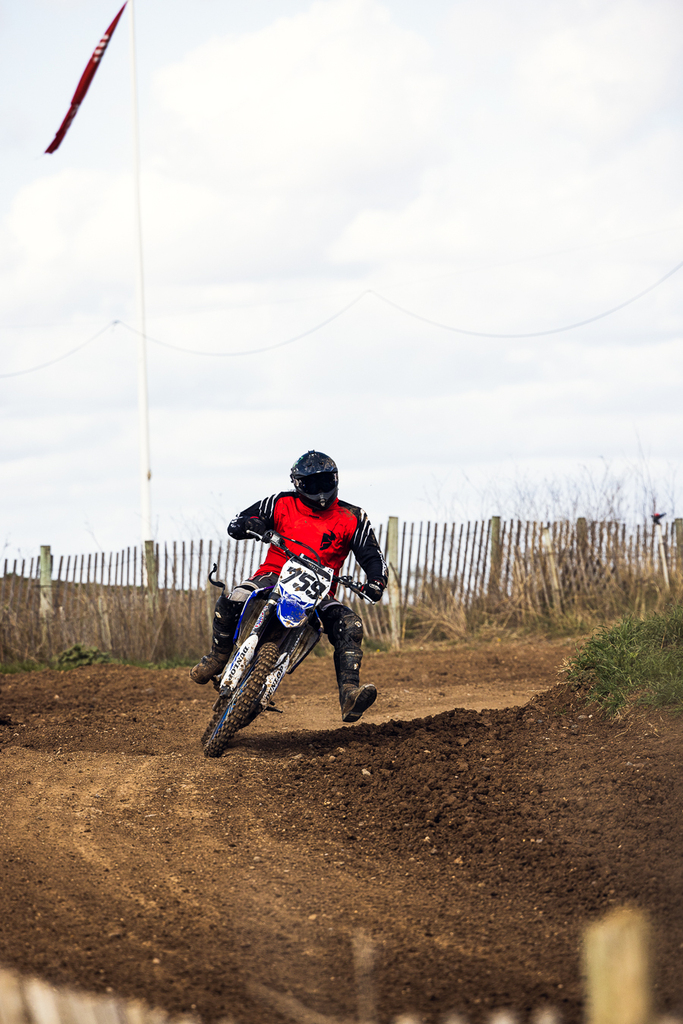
[244,529,375,603]
[246,528,321,564]
[333,574,375,603]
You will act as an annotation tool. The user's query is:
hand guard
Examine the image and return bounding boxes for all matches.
[360,580,385,603]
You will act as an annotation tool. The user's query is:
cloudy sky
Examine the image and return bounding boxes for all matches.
[2,0,683,559]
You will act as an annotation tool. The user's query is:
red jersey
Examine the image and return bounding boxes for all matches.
[228,492,387,588]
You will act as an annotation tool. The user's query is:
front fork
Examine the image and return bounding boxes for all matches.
[214,599,317,713]
[257,615,321,708]
[259,652,291,709]
[214,596,279,704]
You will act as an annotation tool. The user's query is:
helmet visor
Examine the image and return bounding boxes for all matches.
[298,472,337,495]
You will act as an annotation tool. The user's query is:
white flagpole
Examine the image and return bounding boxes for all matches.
[128,0,152,547]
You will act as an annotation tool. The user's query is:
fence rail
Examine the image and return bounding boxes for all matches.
[2,516,682,663]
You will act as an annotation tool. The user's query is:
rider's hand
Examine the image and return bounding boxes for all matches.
[360,580,385,603]
[245,517,269,538]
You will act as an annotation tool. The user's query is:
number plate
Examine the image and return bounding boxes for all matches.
[278,558,333,606]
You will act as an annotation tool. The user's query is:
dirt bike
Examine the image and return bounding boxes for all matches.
[201,528,371,758]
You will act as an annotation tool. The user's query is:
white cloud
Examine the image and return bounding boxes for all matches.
[514,0,683,141]
[2,0,683,555]
[1,168,133,317]
[154,0,443,189]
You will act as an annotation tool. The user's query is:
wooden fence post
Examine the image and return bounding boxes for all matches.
[206,581,215,636]
[144,540,159,612]
[583,907,651,1024]
[676,518,683,575]
[39,545,53,651]
[654,520,670,591]
[577,517,588,553]
[541,527,562,613]
[386,516,401,650]
[98,597,112,651]
[488,516,502,597]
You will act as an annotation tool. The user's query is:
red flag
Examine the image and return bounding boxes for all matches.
[45,3,127,154]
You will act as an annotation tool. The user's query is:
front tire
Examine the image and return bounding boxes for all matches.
[202,642,279,758]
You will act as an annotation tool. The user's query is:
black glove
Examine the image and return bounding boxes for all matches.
[360,580,385,603]
[245,517,269,539]
[228,516,268,540]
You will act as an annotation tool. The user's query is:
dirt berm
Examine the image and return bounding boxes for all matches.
[1,639,682,1023]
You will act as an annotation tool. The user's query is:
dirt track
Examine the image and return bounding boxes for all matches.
[2,639,683,1023]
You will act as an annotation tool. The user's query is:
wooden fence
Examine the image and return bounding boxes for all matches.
[0,966,211,1024]
[0,908,673,1024]
[2,517,682,663]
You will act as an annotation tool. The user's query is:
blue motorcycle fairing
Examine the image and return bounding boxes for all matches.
[276,592,309,628]
[235,586,274,640]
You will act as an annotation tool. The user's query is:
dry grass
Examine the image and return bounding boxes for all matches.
[4,572,682,667]
[375,564,683,645]
[0,581,211,667]
[2,515,682,663]
[402,580,469,642]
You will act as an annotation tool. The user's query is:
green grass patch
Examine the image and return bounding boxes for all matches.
[0,659,49,674]
[1,650,198,673]
[120,656,197,669]
[566,604,683,714]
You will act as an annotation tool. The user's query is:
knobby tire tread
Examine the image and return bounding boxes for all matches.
[202,642,279,758]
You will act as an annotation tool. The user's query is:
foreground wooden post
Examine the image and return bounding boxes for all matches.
[39,545,53,651]
[583,908,651,1024]
[352,929,376,1024]
[386,516,401,650]
[541,527,562,612]
[0,963,26,1024]
[488,516,502,597]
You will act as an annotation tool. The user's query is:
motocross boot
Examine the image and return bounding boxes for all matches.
[335,647,377,723]
[189,597,243,685]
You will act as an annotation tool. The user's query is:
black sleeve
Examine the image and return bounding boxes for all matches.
[227,493,286,540]
[341,502,388,587]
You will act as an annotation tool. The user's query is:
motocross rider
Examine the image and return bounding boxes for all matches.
[190,451,388,723]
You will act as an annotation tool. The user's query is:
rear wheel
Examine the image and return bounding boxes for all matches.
[202,642,279,758]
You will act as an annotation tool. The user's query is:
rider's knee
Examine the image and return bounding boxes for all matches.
[324,604,364,647]
[215,593,243,618]
[228,572,279,604]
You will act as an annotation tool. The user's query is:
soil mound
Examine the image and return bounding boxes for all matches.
[1,642,682,1023]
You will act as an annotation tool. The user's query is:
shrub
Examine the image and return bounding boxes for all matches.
[566,604,683,714]
[54,643,113,669]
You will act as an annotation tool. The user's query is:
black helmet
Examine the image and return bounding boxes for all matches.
[291,450,339,510]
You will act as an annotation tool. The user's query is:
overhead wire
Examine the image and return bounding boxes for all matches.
[4,220,682,329]
[0,321,116,378]
[369,255,683,339]
[1,251,683,376]
[113,291,367,355]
